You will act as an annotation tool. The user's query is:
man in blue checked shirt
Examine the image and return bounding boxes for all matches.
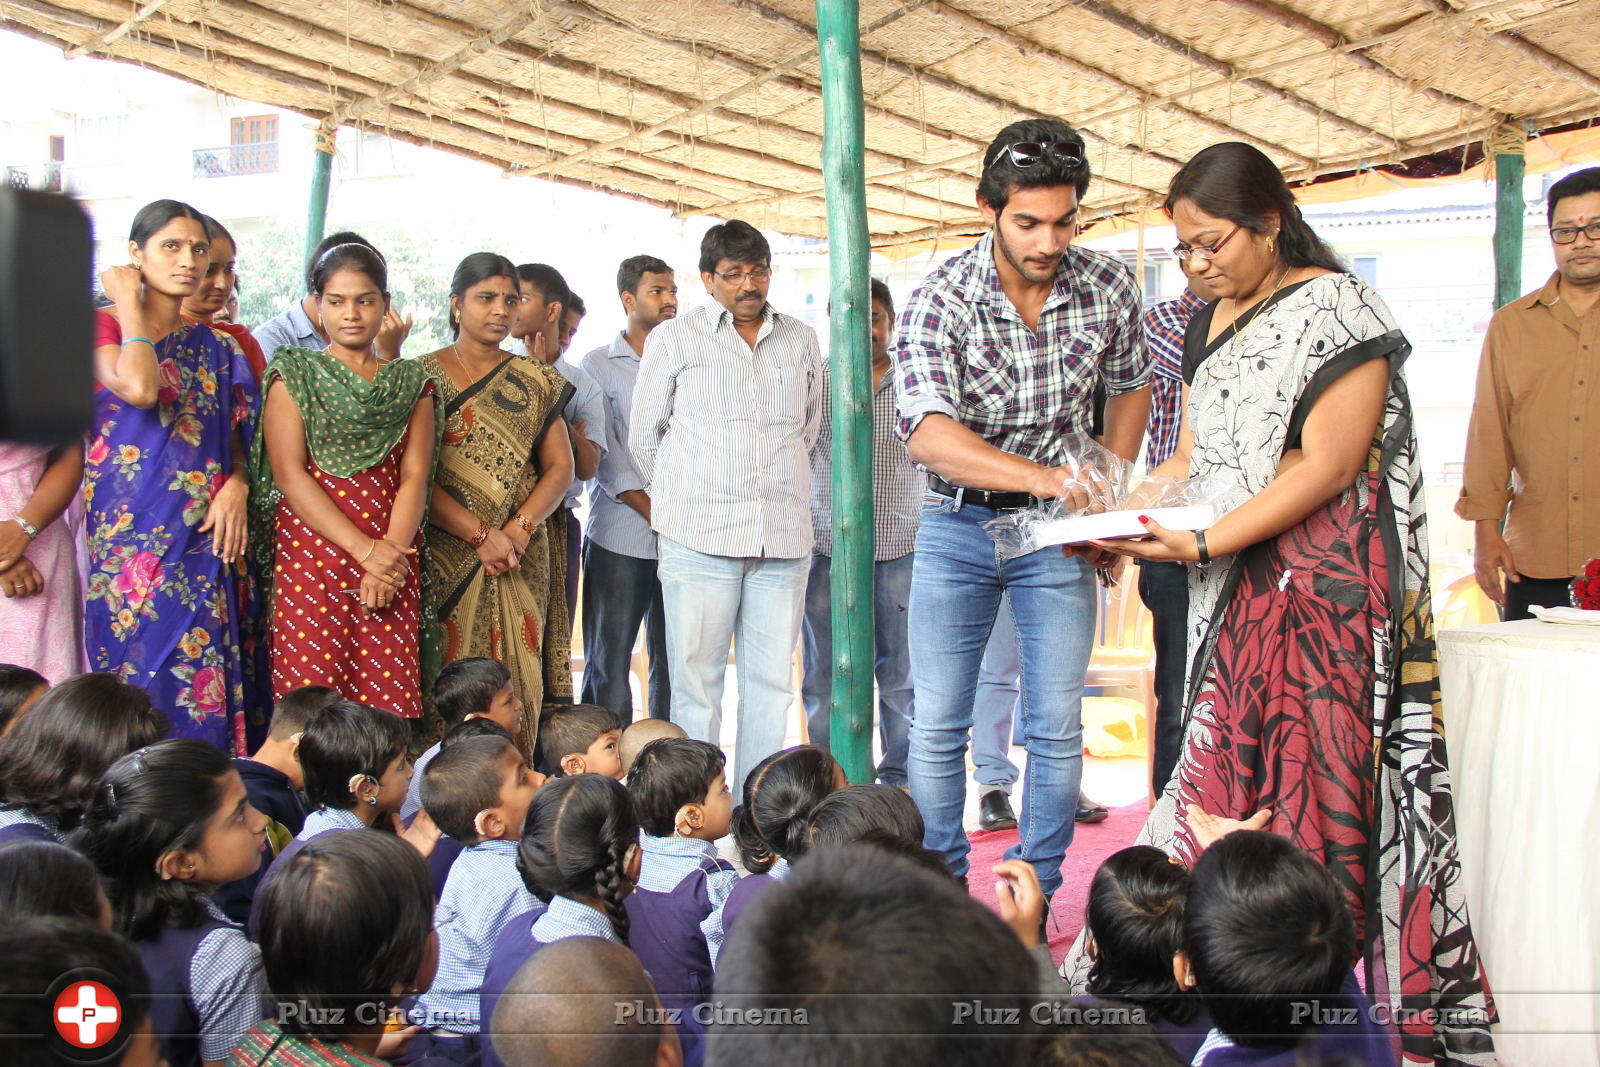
[893,117,1151,908]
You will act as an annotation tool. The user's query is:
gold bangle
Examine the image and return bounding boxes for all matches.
[359,540,376,563]
[468,520,491,548]
[513,513,535,535]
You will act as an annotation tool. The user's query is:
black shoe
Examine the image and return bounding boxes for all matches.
[1076,792,1109,824]
[1039,891,1055,942]
[978,790,1018,831]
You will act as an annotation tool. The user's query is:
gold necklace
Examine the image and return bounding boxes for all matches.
[1228,265,1292,343]
[451,342,490,386]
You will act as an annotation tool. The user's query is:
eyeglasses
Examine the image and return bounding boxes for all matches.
[1173,225,1242,265]
[1551,221,1600,245]
[714,267,771,285]
[987,140,1085,171]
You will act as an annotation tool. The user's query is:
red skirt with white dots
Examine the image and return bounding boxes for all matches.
[269,436,421,717]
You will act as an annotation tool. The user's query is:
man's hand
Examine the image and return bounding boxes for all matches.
[1473,521,1518,607]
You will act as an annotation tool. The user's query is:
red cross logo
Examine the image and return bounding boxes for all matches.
[53,980,121,1049]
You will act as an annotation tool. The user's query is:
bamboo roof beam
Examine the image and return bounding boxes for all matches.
[63,0,168,58]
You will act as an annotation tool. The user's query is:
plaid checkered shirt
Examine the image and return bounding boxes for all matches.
[892,233,1150,467]
[1141,288,1207,467]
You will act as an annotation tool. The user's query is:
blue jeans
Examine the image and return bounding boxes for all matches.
[972,592,1022,791]
[907,495,1094,894]
[800,551,915,786]
[657,537,808,792]
[579,539,671,723]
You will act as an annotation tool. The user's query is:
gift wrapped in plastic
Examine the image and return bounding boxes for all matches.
[982,437,1236,561]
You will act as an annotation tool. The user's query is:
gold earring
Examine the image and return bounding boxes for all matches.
[1266,235,1276,253]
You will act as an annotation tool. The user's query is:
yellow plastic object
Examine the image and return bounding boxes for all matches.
[1082,695,1147,760]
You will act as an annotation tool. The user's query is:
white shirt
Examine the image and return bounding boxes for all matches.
[629,299,823,559]
[582,332,657,560]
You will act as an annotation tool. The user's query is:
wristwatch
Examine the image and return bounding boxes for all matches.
[10,516,38,541]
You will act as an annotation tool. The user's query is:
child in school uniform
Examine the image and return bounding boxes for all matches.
[0,672,166,845]
[715,744,842,942]
[421,717,517,897]
[536,703,624,779]
[480,773,641,1067]
[624,738,737,1066]
[218,684,336,923]
[402,658,523,823]
[76,739,272,1067]
[405,734,542,1063]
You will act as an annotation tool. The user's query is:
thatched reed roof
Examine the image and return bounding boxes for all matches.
[5,0,1599,240]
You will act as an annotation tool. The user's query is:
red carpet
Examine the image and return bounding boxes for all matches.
[964,802,1146,965]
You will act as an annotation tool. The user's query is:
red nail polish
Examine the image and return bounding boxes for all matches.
[1137,514,1150,524]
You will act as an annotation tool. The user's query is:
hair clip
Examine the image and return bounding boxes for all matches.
[131,747,150,774]
[105,783,118,812]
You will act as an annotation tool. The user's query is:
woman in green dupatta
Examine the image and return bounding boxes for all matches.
[251,243,437,719]
[421,253,574,756]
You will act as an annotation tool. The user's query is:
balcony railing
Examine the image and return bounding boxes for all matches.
[4,163,64,192]
[192,142,278,178]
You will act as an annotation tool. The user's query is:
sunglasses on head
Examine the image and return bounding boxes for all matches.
[988,140,1086,171]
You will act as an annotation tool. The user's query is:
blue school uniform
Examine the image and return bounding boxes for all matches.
[247,807,368,936]
[711,856,789,945]
[218,758,310,923]
[625,834,738,1067]
[1192,971,1395,1065]
[401,741,442,822]
[0,805,62,844]
[138,897,268,1067]
[479,897,621,1067]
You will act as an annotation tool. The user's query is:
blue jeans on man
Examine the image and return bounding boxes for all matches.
[971,594,1022,796]
[580,540,671,722]
[907,495,1094,894]
[800,551,914,786]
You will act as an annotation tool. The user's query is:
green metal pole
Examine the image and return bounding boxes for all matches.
[303,134,334,277]
[815,0,874,784]
[1492,143,1525,310]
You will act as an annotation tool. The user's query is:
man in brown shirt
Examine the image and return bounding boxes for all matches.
[1459,166,1600,619]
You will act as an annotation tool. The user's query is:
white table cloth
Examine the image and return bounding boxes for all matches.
[1438,619,1600,1066]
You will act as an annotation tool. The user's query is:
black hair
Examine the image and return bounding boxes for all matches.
[75,739,237,941]
[516,774,638,942]
[732,745,839,874]
[422,734,520,843]
[626,738,724,837]
[566,291,586,317]
[432,657,512,727]
[1184,831,1355,1046]
[0,663,46,736]
[197,213,235,250]
[1033,995,1187,1066]
[256,830,433,1042]
[870,277,894,321]
[698,219,770,274]
[0,673,167,832]
[299,700,410,811]
[976,118,1092,212]
[1084,846,1196,1025]
[708,844,1039,1066]
[311,242,390,296]
[441,716,515,750]
[536,703,621,776]
[1164,142,1347,274]
[807,783,924,852]
[1548,166,1600,226]
[515,262,571,311]
[0,917,151,1067]
[617,254,673,295]
[268,684,340,740]
[0,839,105,924]
[128,198,204,247]
[450,252,521,337]
[305,230,378,291]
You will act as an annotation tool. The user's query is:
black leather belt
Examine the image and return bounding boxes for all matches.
[928,475,1040,511]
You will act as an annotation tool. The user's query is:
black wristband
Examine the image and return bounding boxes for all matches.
[1195,529,1211,566]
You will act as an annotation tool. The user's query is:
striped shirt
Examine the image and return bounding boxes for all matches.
[417,839,538,1034]
[191,898,271,1061]
[1141,289,1207,467]
[629,299,824,559]
[582,333,657,560]
[636,832,740,967]
[809,359,924,560]
[551,357,609,510]
[893,233,1150,467]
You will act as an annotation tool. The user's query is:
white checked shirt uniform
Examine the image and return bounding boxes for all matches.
[629,299,824,560]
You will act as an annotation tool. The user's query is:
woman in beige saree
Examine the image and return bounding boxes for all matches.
[422,253,575,753]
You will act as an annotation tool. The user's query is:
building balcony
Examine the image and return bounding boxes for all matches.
[4,162,64,192]
[192,142,278,178]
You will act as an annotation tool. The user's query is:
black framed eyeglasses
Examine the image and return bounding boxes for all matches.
[1173,225,1243,265]
[988,140,1085,171]
[715,267,771,285]
[1551,221,1600,245]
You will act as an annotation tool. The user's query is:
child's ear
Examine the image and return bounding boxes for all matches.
[1172,950,1195,990]
[474,808,505,841]
[560,753,586,777]
[349,774,379,806]
[1085,933,1098,960]
[623,843,642,885]
[155,849,199,883]
[673,802,703,837]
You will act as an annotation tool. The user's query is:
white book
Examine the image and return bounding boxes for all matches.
[1030,504,1217,548]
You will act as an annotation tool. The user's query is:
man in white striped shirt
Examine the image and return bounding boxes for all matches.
[629,220,824,790]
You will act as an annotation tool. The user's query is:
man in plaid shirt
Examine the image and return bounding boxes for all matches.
[893,117,1151,903]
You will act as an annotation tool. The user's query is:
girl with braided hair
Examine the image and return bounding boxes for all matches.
[713,744,843,943]
[478,773,641,1067]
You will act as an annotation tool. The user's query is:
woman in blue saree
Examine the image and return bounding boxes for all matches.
[86,199,266,752]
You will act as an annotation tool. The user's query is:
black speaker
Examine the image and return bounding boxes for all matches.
[0,187,93,445]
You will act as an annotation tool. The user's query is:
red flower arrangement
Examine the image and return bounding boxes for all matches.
[1571,559,1600,610]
